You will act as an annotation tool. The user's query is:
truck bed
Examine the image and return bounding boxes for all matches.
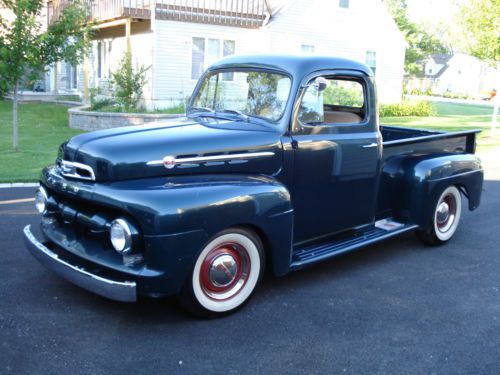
[381,125,481,161]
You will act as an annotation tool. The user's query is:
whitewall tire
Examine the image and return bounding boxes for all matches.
[179,228,264,318]
[417,185,462,246]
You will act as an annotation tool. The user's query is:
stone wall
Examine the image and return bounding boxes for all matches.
[69,106,183,131]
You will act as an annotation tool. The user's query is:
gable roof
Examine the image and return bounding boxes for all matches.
[430,54,453,65]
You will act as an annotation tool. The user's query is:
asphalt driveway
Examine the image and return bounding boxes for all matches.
[1,172,499,374]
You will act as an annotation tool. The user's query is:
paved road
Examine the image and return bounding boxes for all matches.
[1,175,499,374]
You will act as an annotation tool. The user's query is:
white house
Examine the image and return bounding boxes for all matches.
[46,0,406,108]
[415,53,500,98]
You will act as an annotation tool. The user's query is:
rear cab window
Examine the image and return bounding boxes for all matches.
[299,77,366,125]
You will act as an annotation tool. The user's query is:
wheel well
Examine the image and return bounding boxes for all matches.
[235,224,275,277]
[456,183,470,200]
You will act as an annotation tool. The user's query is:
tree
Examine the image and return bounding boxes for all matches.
[0,0,92,151]
[459,0,500,135]
[385,0,448,76]
[459,0,499,67]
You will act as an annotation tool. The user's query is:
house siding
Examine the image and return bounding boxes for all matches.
[45,0,406,108]
[264,0,406,103]
[151,0,406,107]
[152,20,266,109]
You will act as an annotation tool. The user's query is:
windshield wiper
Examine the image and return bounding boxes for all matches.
[187,106,215,115]
[217,109,249,122]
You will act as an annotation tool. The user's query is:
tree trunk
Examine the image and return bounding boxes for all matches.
[13,81,19,151]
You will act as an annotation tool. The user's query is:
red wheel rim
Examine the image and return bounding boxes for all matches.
[199,242,251,301]
[436,193,457,233]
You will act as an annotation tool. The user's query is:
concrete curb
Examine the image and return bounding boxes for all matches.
[0,183,39,188]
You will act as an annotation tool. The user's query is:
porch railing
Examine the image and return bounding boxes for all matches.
[155,0,268,28]
[48,0,269,28]
[47,0,152,25]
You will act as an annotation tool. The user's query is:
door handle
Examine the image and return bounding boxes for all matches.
[361,142,378,148]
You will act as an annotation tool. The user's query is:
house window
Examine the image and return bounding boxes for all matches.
[366,51,376,75]
[97,42,102,78]
[66,63,78,89]
[191,37,205,80]
[339,0,349,8]
[301,44,315,53]
[97,40,112,79]
[222,40,235,80]
[191,37,236,80]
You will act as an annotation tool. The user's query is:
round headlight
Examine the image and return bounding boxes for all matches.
[110,218,132,254]
[35,187,48,214]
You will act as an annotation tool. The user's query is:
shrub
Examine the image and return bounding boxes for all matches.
[111,52,150,112]
[153,102,186,114]
[89,86,115,111]
[380,100,436,117]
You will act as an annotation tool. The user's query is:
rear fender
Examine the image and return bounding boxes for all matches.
[398,154,483,228]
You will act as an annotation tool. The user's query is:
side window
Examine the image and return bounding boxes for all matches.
[298,77,365,125]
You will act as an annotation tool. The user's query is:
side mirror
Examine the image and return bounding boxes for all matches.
[313,77,328,92]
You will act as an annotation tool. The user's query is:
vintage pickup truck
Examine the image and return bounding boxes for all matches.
[24,55,483,317]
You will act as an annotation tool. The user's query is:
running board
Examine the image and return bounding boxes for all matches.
[290,220,418,270]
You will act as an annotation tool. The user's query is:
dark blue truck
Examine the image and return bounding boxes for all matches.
[24,55,483,317]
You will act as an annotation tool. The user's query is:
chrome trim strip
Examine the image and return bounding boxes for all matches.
[146,151,275,167]
[23,225,137,302]
[58,160,96,181]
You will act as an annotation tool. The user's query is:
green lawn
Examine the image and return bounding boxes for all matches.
[382,102,500,151]
[0,100,497,182]
[0,101,83,182]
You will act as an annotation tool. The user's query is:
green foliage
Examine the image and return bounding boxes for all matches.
[56,95,82,102]
[459,0,500,67]
[0,0,92,90]
[0,0,93,150]
[379,100,436,117]
[385,0,448,75]
[0,101,83,182]
[154,102,186,114]
[246,72,283,115]
[89,86,114,110]
[110,52,150,112]
[323,84,364,107]
[382,101,500,151]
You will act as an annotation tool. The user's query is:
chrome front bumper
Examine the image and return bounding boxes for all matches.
[23,225,137,302]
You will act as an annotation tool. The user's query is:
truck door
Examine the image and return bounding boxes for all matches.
[290,72,381,241]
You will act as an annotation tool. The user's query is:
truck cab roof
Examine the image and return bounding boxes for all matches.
[208,54,374,79]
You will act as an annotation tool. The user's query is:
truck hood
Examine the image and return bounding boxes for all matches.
[59,117,283,182]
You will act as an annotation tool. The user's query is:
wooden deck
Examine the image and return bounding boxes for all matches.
[48,0,270,28]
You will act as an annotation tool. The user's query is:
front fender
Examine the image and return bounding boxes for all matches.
[91,174,294,281]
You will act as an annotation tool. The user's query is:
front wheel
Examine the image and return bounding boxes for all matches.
[416,185,462,246]
[179,228,265,318]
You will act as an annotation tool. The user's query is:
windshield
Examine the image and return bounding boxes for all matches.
[190,70,292,122]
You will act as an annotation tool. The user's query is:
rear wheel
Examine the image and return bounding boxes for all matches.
[179,228,264,318]
[416,185,462,246]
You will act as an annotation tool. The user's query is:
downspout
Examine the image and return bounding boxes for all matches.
[264,0,272,17]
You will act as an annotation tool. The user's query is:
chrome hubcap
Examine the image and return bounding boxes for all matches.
[209,254,238,287]
[436,194,456,233]
[200,243,250,301]
[436,202,450,224]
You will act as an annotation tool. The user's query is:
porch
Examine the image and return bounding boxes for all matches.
[47,0,271,29]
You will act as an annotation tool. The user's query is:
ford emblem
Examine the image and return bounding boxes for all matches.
[163,156,176,169]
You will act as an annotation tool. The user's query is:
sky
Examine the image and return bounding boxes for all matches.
[406,0,460,25]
